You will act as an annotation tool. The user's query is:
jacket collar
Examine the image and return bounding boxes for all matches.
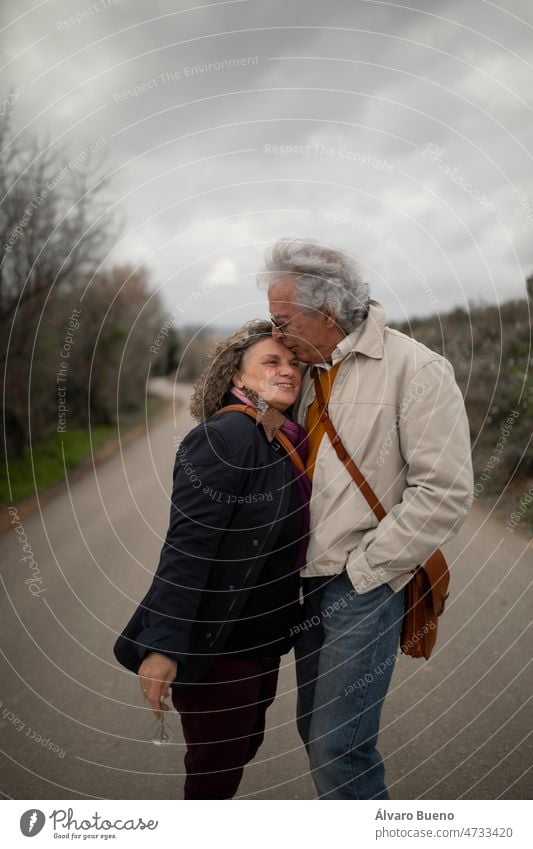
[331,299,385,365]
[229,386,286,442]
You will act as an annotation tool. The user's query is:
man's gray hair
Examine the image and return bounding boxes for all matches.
[258,238,370,333]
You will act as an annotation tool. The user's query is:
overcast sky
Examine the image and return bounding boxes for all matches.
[2,0,532,329]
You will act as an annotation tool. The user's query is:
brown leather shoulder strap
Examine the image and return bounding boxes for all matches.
[310,371,449,613]
[311,367,387,521]
[216,404,306,475]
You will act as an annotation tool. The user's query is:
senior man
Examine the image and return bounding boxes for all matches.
[261,238,473,800]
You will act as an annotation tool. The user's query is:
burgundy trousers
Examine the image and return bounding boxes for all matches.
[172,655,280,799]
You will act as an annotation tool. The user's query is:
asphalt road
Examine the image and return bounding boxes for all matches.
[1,383,531,800]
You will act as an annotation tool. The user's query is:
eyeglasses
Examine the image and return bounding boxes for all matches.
[269,309,309,333]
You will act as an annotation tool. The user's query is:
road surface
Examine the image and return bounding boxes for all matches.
[1,382,531,800]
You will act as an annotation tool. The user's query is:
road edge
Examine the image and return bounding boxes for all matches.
[0,400,177,536]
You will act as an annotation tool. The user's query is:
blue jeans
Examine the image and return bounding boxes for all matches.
[294,571,405,799]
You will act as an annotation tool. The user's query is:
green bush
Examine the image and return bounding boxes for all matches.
[391,297,532,492]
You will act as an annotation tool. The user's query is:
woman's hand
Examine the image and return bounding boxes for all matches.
[138,651,178,718]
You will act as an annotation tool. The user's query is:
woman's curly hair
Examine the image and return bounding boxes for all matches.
[189,320,273,422]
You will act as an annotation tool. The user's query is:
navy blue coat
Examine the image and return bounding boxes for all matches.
[113,406,301,686]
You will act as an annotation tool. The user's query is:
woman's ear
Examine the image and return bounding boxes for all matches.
[232,372,244,389]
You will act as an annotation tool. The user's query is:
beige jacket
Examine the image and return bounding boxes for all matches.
[296,300,474,593]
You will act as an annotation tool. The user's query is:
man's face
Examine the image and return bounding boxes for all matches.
[268,276,340,364]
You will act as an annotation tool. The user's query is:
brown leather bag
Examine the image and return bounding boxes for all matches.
[311,367,450,660]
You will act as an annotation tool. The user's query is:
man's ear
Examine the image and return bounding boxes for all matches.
[323,309,336,327]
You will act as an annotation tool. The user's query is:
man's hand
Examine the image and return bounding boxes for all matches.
[138,651,178,718]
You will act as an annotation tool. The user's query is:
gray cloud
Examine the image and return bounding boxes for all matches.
[2,0,532,327]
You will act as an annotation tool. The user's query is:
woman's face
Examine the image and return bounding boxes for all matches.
[233,337,301,411]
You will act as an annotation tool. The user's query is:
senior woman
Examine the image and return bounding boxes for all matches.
[114,320,310,799]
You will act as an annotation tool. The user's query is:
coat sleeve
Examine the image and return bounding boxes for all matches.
[346,357,474,586]
[134,422,248,663]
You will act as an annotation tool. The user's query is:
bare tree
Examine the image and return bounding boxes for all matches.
[0,107,113,458]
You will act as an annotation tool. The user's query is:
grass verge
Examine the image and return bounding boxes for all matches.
[1,397,166,506]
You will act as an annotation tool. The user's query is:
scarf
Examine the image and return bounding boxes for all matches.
[230,386,311,570]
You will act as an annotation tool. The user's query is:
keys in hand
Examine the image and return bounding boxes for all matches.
[151,709,172,746]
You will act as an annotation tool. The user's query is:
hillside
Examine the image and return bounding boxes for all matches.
[391,298,532,533]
